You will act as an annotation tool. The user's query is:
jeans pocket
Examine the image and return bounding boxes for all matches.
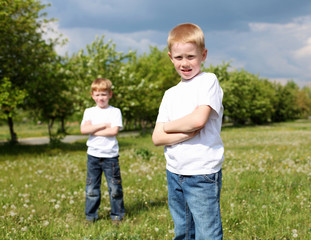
[203,172,217,183]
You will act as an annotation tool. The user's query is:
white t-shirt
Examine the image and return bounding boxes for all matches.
[81,105,123,158]
[156,72,224,175]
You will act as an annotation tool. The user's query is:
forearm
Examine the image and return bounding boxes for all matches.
[163,105,211,133]
[152,122,198,146]
[93,126,120,137]
[80,121,110,135]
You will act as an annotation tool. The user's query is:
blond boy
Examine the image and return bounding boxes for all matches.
[152,23,224,239]
[81,78,125,224]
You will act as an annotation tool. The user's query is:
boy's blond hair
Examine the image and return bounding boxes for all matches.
[91,78,112,93]
[167,23,205,52]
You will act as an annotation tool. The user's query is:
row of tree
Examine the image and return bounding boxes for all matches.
[1,0,311,143]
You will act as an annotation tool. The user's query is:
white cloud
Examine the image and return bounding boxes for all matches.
[205,16,311,84]
[52,27,167,56]
[294,37,311,58]
[41,21,70,56]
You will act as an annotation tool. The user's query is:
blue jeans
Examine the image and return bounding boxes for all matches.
[85,154,125,221]
[166,170,223,240]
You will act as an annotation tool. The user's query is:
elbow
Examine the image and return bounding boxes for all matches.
[80,128,88,135]
[110,128,119,136]
[152,134,162,146]
[192,119,206,130]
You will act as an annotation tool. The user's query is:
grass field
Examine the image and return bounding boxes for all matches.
[0,120,310,239]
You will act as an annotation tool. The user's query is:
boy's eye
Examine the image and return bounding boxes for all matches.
[175,56,182,60]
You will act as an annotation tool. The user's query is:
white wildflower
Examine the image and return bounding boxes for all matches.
[43,220,49,227]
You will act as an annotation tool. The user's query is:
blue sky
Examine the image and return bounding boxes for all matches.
[43,0,311,86]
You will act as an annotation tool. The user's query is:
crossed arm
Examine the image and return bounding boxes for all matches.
[152,105,212,146]
[80,121,120,137]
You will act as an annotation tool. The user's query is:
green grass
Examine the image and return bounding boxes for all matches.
[0,120,310,239]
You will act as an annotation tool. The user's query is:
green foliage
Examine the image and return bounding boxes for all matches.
[0,78,27,119]
[271,81,303,122]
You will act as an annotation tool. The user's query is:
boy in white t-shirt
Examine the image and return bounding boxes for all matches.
[152,23,224,239]
[81,78,125,224]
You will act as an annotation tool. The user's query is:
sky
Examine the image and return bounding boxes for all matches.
[43,0,311,87]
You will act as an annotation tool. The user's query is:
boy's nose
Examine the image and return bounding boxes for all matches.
[181,59,189,67]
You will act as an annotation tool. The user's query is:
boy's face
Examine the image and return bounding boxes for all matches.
[168,42,207,81]
[91,90,112,109]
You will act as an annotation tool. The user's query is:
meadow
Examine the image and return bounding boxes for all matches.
[0,120,310,239]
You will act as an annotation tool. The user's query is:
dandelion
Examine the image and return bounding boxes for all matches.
[43,220,49,227]
[21,226,27,231]
[9,211,17,217]
[69,200,74,204]
[54,204,60,209]
[155,227,159,232]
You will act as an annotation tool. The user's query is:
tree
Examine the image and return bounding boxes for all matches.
[0,0,59,143]
[25,57,75,141]
[296,86,311,119]
[271,81,301,122]
[0,78,27,142]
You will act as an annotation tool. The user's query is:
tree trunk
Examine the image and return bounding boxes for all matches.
[60,118,66,134]
[7,116,17,144]
[48,117,55,141]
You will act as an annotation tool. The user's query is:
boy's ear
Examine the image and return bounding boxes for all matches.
[168,52,173,62]
[202,49,208,61]
[109,91,113,98]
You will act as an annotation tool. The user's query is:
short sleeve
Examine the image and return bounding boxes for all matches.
[81,109,91,126]
[111,108,123,130]
[156,92,169,123]
[197,73,223,119]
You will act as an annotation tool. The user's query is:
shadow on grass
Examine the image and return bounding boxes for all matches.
[0,138,139,160]
[0,141,85,157]
[124,196,168,218]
